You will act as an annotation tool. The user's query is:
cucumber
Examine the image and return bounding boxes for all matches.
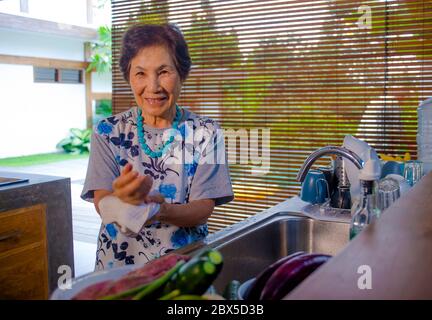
[163,252,222,296]
[222,280,240,300]
[189,248,224,273]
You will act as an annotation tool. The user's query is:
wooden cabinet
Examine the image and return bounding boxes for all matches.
[0,204,49,299]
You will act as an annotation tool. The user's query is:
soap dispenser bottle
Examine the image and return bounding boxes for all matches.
[349,151,382,240]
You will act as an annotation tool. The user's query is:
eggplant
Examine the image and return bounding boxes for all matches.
[246,251,306,301]
[260,253,331,300]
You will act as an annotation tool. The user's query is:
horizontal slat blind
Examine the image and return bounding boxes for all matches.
[112,0,432,233]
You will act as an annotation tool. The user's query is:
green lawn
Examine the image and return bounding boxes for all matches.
[0,152,89,167]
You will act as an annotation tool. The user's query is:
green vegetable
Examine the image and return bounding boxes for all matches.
[223,280,240,300]
[132,260,185,300]
[200,249,223,264]
[195,248,223,263]
[100,282,150,300]
[191,248,223,274]
[158,289,181,300]
[163,250,223,296]
[173,295,207,300]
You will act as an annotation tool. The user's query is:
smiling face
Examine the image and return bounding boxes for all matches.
[129,45,182,122]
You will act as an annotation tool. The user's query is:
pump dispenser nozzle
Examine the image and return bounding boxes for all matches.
[358,149,381,181]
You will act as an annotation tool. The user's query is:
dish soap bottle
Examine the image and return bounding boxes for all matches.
[349,150,382,240]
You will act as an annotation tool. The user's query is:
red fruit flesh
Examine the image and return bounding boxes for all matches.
[71,280,113,300]
[72,253,190,300]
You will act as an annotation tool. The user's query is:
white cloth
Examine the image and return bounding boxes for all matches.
[98,195,160,235]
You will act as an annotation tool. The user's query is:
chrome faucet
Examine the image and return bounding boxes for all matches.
[296,146,364,209]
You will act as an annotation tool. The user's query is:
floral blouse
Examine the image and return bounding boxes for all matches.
[81,106,234,270]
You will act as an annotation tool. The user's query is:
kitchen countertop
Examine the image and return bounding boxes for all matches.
[285,171,432,299]
[0,171,65,191]
[0,171,74,294]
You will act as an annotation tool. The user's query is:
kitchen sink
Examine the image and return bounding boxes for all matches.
[176,211,350,293]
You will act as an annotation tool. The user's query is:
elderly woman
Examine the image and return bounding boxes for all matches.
[81,23,233,270]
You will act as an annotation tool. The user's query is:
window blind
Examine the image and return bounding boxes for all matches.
[112,0,432,233]
[34,67,56,83]
[59,69,83,84]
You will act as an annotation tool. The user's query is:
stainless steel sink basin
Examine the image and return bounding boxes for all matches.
[176,211,350,293]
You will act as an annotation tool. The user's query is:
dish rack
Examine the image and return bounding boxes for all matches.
[302,199,352,222]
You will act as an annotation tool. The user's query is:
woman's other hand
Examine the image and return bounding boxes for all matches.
[112,163,153,205]
[145,191,165,204]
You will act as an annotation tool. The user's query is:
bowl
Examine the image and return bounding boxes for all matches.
[237,278,256,300]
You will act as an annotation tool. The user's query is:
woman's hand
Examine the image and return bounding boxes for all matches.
[143,192,165,226]
[112,163,153,205]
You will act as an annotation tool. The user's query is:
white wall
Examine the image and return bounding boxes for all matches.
[92,71,112,93]
[0,0,111,28]
[0,1,112,158]
[0,63,86,158]
[0,29,84,61]
[0,0,87,26]
[0,0,20,14]
[28,0,89,27]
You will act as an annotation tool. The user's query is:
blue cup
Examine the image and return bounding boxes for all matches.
[381,161,404,178]
[300,169,330,204]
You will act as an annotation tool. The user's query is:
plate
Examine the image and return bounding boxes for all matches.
[50,264,137,300]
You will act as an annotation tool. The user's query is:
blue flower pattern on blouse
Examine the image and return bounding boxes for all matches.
[97,121,113,135]
[179,123,187,139]
[185,162,198,177]
[159,184,177,201]
[171,228,189,248]
[170,225,209,248]
[93,107,216,270]
[105,223,118,239]
[115,155,129,167]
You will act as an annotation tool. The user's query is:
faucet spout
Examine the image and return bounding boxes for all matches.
[296,146,364,182]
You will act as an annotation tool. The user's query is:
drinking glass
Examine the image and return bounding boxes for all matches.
[378,177,400,212]
[403,160,424,186]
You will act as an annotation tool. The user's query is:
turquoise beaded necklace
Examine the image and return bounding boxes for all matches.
[137,105,182,158]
